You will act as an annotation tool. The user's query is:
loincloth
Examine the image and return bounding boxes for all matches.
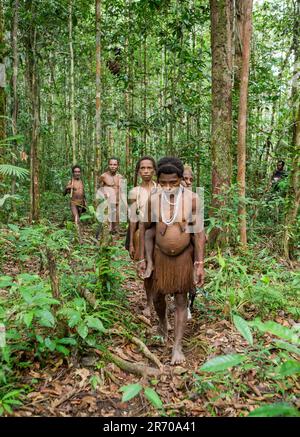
[148,243,194,295]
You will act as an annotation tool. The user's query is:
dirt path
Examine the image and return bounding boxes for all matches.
[8,233,299,417]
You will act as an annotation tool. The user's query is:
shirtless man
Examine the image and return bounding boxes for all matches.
[98,157,124,234]
[142,161,195,279]
[64,165,87,241]
[182,165,194,190]
[138,157,205,365]
[126,156,157,317]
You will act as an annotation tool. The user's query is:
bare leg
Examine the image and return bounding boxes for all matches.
[71,204,82,243]
[144,227,155,278]
[171,293,187,365]
[153,293,168,342]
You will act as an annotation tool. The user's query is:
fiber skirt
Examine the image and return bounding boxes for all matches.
[145,243,194,295]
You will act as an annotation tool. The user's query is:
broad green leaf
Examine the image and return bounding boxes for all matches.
[250,319,299,344]
[200,354,245,372]
[58,337,77,346]
[144,387,163,409]
[55,345,70,356]
[86,316,106,333]
[277,360,300,377]
[249,403,300,417]
[0,276,14,288]
[77,323,88,339]
[119,383,142,403]
[44,337,56,352]
[35,310,55,328]
[272,340,300,356]
[23,311,34,328]
[233,315,253,346]
[67,310,81,328]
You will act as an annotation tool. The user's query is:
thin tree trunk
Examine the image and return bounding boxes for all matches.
[283,0,300,260]
[69,0,76,165]
[95,0,101,192]
[209,0,233,246]
[237,0,253,248]
[0,0,6,145]
[26,2,39,222]
[11,0,19,195]
[143,36,147,153]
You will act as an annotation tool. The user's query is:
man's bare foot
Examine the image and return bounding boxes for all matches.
[171,347,186,365]
[143,261,153,279]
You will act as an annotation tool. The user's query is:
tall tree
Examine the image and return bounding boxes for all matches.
[209,0,233,245]
[283,0,300,260]
[95,0,101,192]
[26,0,40,222]
[69,0,76,165]
[236,0,253,248]
[0,0,6,145]
[11,0,19,195]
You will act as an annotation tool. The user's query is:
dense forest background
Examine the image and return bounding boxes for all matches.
[0,0,299,418]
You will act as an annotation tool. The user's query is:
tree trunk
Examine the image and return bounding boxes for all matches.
[0,0,6,145]
[69,0,76,165]
[143,36,147,153]
[95,0,101,192]
[283,0,300,261]
[236,0,253,248]
[26,2,40,223]
[11,0,19,195]
[209,0,233,246]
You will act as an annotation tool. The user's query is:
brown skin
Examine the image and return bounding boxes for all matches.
[128,159,156,259]
[138,172,205,365]
[128,159,156,317]
[64,167,86,224]
[182,169,193,190]
[98,159,124,233]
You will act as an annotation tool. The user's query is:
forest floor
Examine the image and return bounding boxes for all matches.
[1,225,299,417]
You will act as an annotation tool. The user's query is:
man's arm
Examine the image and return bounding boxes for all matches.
[63,180,72,196]
[137,197,152,277]
[191,194,205,286]
[128,187,138,259]
[193,230,205,287]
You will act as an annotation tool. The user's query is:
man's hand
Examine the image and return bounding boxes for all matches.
[129,244,135,260]
[137,260,146,279]
[193,264,205,287]
[66,183,72,191]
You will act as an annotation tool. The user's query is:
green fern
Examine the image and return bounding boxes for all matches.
[0,194,20,207]
[0,164,29,179]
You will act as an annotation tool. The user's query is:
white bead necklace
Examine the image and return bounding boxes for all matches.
[161,187,183,225]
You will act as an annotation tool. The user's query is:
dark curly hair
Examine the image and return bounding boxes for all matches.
[157,156,184,179]
[72,164,81,173]
[134,156,157,186]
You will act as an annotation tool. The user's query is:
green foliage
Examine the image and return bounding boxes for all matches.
[0,164,29,179]
[200,354,246,373]
[119,383,143,403]
[197,315,299,416]
[0,389,23,416]
[119,383,164,411]
[249,403,300,417]
[233,314,253,346]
